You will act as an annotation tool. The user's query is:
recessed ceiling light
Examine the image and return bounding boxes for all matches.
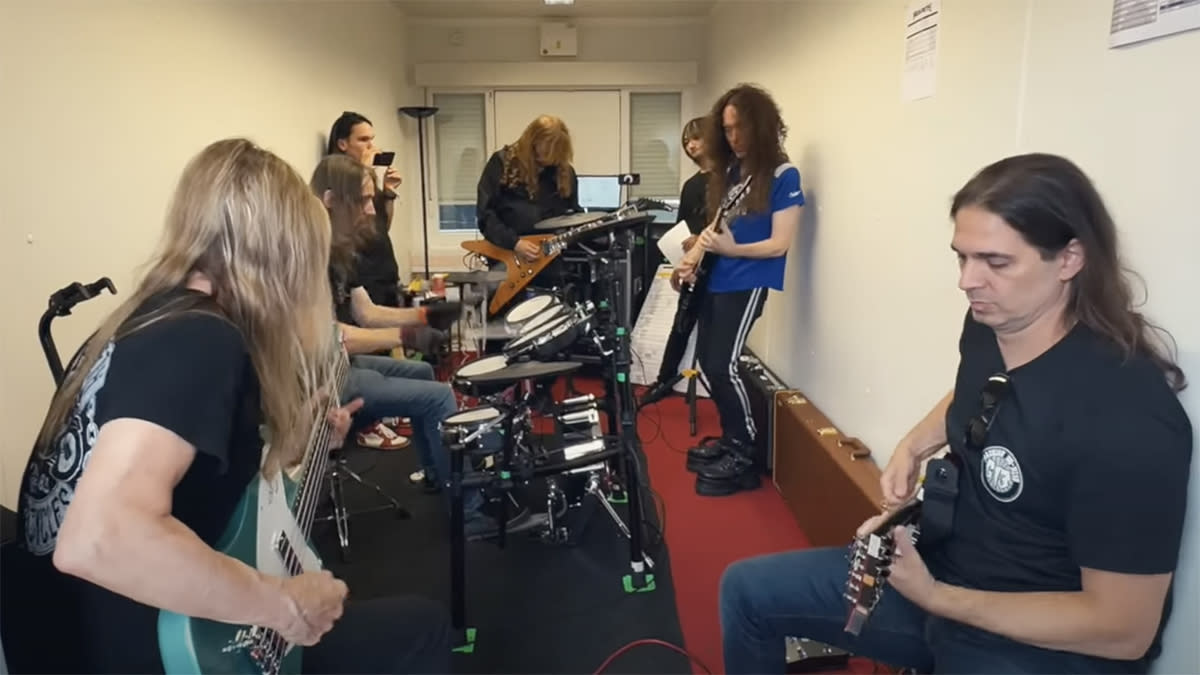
[544,0,575,5]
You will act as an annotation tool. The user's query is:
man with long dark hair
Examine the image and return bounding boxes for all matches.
[327,111,404,307]
[718,153,1192,673]
[673,84,805,496]
[311,155,520,539]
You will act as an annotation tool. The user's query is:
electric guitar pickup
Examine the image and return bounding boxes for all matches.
[462,198,668,316]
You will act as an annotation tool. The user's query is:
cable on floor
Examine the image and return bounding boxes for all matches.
[591,638,714,675]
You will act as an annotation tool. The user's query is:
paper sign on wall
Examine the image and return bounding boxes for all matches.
[901,0,941,102]
[1110,0,1200,48]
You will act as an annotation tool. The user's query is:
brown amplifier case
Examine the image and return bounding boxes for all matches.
[771,391,885,548]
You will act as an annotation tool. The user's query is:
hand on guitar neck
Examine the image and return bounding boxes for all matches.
[514,239,541,263]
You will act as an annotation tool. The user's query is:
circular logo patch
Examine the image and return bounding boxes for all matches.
[980,445,1023,503]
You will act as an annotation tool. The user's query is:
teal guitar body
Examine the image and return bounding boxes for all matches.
[156,330,348,675]
[157,466,322,674]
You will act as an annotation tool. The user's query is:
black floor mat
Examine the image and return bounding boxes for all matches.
[311,445,690,675]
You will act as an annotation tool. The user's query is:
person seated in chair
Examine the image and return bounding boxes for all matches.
[717,153,1193,674]
[3,138,450,674]
[326,111,443,445]
[312,154,517,538]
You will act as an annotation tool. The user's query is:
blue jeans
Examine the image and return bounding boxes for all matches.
[719,547,1129,674]
[341,355,483,514]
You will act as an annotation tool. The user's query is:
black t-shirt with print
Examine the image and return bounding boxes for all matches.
[923,310,1193,672]
[7,288,264,674]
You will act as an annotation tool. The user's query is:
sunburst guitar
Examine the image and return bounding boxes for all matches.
[156,331,349,675]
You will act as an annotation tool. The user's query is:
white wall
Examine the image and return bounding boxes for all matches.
[0,0,413,507]
[406,17,708,271]
[701,0,1200,671]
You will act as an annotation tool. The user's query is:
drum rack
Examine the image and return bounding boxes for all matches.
[443,218,657,655]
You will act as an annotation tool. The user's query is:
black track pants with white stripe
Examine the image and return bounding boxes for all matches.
[696,287,767,445]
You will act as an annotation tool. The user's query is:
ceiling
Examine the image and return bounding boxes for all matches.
[392,0,717,20]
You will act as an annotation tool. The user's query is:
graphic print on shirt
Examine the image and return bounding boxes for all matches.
[980,444,1023,503]
[22,341,115,556]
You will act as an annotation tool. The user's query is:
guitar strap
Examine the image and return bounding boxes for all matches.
[716,171,754,232]
[917,456,959,550]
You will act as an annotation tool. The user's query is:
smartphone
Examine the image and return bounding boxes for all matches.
[373,151,396,167]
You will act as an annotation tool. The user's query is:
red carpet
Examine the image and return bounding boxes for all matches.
[440,351,886,673]
[634,388,888,675]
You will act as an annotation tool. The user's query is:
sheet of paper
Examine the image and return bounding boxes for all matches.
[629,265,708,397]
[656,220,693,267]
[901,0,941,102]
[1110,0,1200,47]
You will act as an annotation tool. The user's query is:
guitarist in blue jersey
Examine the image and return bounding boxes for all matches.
[2,139,452,674]
[672,84,805,496]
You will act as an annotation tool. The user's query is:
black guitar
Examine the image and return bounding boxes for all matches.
[674,175,753,331]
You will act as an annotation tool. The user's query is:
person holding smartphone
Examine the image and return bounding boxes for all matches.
[327,111,403,308]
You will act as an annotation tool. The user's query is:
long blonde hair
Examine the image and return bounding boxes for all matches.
[35,138,336,476]
[501,115,574,198]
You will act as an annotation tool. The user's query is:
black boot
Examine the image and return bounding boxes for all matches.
[686,437,727,472]
[639,374,683,408]
[695,439,761,496]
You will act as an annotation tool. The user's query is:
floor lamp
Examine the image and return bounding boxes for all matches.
[399,105,439,279]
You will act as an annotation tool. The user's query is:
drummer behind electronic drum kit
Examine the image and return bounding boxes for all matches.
[440,201,663,552]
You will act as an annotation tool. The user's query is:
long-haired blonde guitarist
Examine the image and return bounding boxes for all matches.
[5,139,452,674]
[475,114,582,307]
[671,84,805,497]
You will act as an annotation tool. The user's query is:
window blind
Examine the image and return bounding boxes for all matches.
[629,92,682,201]
[432,93,487,205]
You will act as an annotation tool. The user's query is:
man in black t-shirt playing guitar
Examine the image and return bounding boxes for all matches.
[718,154,1193,673]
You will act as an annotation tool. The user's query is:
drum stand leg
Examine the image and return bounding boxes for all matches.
[586,473,654,570]
[448,440,477,654]
[601,227,655,594]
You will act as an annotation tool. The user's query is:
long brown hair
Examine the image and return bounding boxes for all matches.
[704,84,789,217]
[310,154,374,276]
[501,115,574,199]
[35,139,337,475]
[952,153,1186,392]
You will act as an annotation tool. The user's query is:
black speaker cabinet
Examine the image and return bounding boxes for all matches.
[737,348,791,475]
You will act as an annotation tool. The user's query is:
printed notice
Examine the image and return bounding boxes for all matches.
[902,0,941,102]
[629,265,709,397]
[1110,0,1200,47]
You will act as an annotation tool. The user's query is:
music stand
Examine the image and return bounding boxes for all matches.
[399,105,439,279]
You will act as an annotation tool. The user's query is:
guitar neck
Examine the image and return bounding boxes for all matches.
[288,350,350,549]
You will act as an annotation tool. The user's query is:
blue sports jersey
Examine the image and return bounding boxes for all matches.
[708,162,805,293]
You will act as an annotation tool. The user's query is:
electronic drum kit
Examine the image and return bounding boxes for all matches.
[440,209,651,549]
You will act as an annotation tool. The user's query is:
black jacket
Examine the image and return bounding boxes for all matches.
[677,170,709,234]
[476,148,582,249]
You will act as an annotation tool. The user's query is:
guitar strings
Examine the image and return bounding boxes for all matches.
[259,345,350,671]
